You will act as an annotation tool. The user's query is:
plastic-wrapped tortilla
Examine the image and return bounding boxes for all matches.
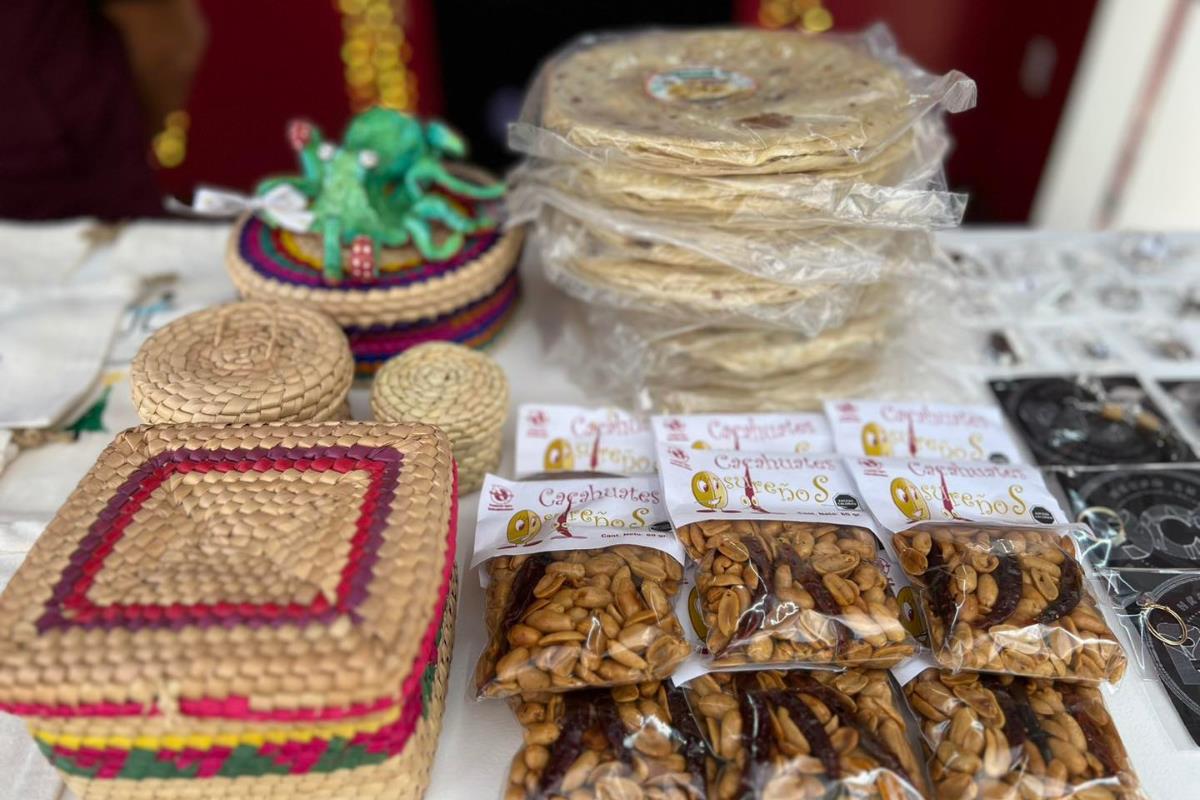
[513,26,975,175]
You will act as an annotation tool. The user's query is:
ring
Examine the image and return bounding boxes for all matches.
[1077,505,1127,545]
[1141,602,1189,647]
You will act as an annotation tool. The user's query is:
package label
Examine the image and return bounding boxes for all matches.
[651,412,832,454]
[515,404,655,477]
[846,455,1067,533]
[657,445,876,532]
[472,475,683,580]
[646,67,757,104]
[824,399,1026,463]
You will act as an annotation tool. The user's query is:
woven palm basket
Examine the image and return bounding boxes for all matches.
[371,343,508,494]
[130,301,354,425]
[0,421,459,799]
[224,177,524,374]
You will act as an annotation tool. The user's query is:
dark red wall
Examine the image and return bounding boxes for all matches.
[736,0,1099,222]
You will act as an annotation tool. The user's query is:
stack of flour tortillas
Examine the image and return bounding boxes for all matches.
[507,25,975,411]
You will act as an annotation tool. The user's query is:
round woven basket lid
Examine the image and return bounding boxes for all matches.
[372,342,509,437]
[131,301,354,424]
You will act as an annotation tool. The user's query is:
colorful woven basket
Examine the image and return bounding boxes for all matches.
[371,343,508,494]
[130,301,354,425]
[225,178,524,374]
[0,421,458,799]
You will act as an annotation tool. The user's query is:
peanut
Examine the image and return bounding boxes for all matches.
[477,547,689,698]
[689,521,915,670]
[905,669,1143,800]
[893,524,1126,682]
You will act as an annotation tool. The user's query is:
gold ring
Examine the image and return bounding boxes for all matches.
[1141,602,1189,647]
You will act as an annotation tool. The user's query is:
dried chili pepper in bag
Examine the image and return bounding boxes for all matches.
[507,682,708,799]
[895,524,1125,682]
[660,448,916,670]
[474,476,691,698]
[905,669,1148,800]
[685,669,927,800]
[846,456,1127,682]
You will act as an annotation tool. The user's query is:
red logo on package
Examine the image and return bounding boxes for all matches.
[488,485,515,511]
[835,402,860,422]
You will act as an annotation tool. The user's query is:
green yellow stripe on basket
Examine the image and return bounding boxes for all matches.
[33,702,403,752]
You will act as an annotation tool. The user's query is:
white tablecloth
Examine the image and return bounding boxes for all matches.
[0,224,1197,799]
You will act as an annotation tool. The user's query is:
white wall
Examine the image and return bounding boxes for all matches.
[1034,0,1200,230]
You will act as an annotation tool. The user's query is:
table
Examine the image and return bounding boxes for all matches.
[0,224,1197,799]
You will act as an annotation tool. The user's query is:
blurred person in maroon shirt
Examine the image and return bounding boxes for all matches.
[0,0,206,220]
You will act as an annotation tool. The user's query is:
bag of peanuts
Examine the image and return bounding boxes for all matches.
[472,474,691,698]
[900,661,1148,799]
[651,412,833,454]
[516,404,656,478]
[847,455,1128,682]
[683,668,929,800]
[505,682,709,799]
[658,445,918,670]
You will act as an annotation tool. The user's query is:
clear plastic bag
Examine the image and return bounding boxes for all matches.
[509,24,975,176]
[504,682,708,799]
[904,668,1147,800]
[475,547,691,698]
[535,224,875,336]
[545,296,982,414]
[509,190,940,288]
[684,669,928,800]
[659,446,917,670]
[678,520,916,669]
[509,119,965,231]
[472,476,692,698]
[893,524,1127,682]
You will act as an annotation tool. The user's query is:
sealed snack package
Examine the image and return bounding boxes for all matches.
[848,456,1127,682]
[651,412,832,454]
[824,398,1026,463]
[903,667,1147,800]
[509,25,975,175]
[515,404,655,478]
[991,375,1197,466]
[472,475,690,698]
[509,118,964,231]
[505,682,708,799]
[684,669,928,800]
[660,446,917,669]
[512,193,939,290]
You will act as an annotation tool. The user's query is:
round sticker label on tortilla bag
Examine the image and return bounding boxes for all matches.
[646,67,756,103]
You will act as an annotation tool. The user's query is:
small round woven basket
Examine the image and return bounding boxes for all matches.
[371,342,508,494]
[224,165,525,373]
[131,301,354,425]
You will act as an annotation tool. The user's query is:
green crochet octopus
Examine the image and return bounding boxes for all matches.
[256,108,505,283]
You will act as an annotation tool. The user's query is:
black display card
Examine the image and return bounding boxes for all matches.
[991,375,1196,466]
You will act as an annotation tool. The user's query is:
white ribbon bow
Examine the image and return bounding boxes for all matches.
[168,184,315,232]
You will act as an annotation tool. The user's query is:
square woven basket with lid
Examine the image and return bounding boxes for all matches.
[0,421,458,799]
